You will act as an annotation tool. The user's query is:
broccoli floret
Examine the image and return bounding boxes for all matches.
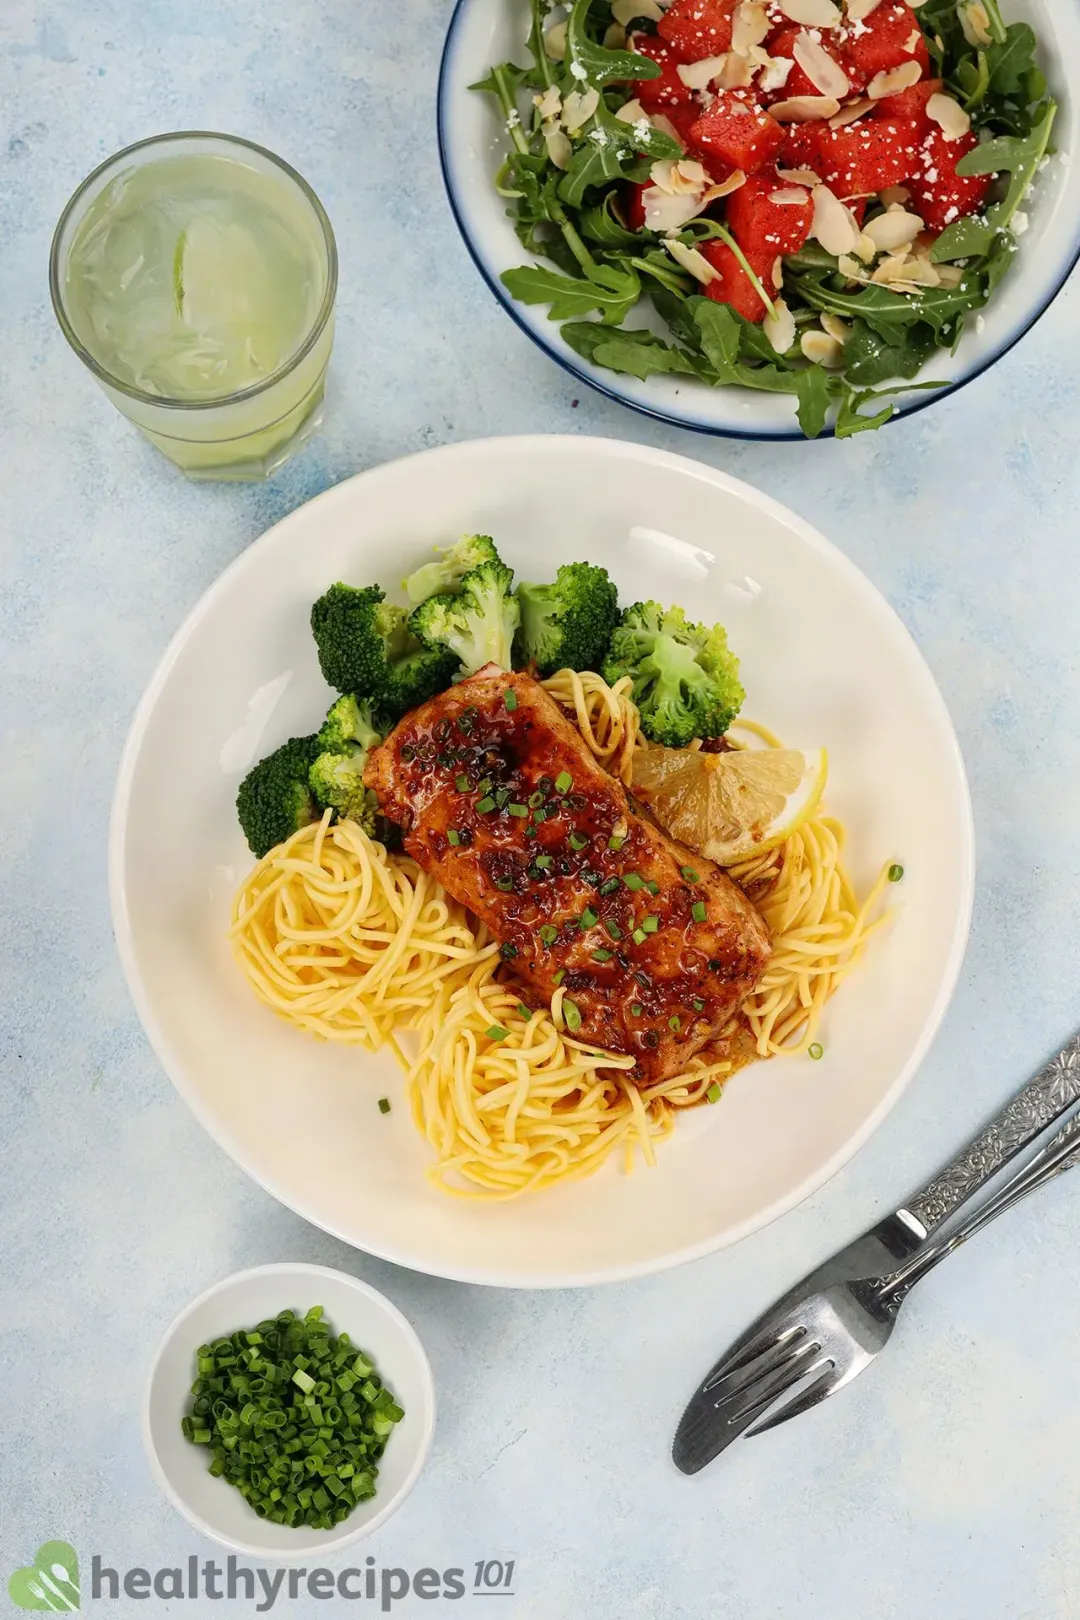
[310,584,413,695]
[236,735,321,858]
[308,753,379,836]
[380,644,459,720]
[408,559,520,677]
[403,534,500,605]
[514,562,619,677]
[316,693,384,754]
[601,601,744,748]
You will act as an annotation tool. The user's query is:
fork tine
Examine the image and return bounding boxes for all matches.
[702,1319,803,1392]
[743,1365,838,1438]
[714,1341,825,1429]
[705,1327,811,1401]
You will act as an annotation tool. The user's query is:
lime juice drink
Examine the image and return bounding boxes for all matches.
[50,133,337,479]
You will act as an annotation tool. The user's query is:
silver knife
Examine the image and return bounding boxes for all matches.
[674,1029,1080,1474]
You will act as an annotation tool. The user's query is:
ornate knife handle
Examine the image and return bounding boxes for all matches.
[902,1031,1080,1234]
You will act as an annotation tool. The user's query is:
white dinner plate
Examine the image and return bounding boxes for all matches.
[110,435,973,1287]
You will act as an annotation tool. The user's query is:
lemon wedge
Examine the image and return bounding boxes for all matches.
[631,744,828,865]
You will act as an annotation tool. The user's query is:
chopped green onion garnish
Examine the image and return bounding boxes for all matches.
[623,873,645,891]
[528,790,545,808]
[552,968,565,986]
[534,806,548,823]
[604,917,622,940]
[476,797,496,814]
[539,924,558,946]
[669,1015,681,1032]
[496,876,514,890]
[503,689,518,712]
[592,948,613,962]
[632,928,646,945]
[495,788,511,809]
[447,829,461,846]
[478,777,492,795]
[631,1003,643,1017]
[378,1097,391,1114]
[642,915,659,934]
[692,998,705,1012]
[563,999,582,1031]
[646,880,660,896]
[681,866,700,883]
[486,1025,509,1040]
[508,803,529,817]
[455,775,472,793]
[524,825,537,840]
[581,906,598,929]
[692,901,707,923]
[555,771,573,794]
[293,1367,316,1393]
[808,1043,824,1060]
[706,1082,723,1104]
[600,877,621,896]
[888,863,904,883]
[517,1004,532,1020]
[535,854,553,870]
[608,834,626,851]
[500,942,518,960]
[569,831,589,851]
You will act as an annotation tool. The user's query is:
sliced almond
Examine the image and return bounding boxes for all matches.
[867,60,922,98]
[649,157,709,193]
[763,296,796,355]
[801,329,845,367]
[613,0,664,19]
[757,54,795,93]
[927,90,971,139]
[562,86,600,131]
[958,0,992,46]
[905,253,941,286]
[862,206,924,251]
[702,168,748,201]
[615,97,648,124]
[604,21,629,48]
[544,19,568,60]
[846,0,883,18]
[821,312,852,342]
[776,164,821,185]
[837,253,867,279]
[871,252,913,284]
[793,32,850,98]
[880,184,911,206]
[778,0,841,24]
[720,51,757,88]
[828,96,873,127]
[643,188,708,232]
[935,262,964,287]
[811,183,861,254]
[651,111,686,145]
[771,254,785,289]
[732,0,771,52]
[663,237,720,285]
[852,230,877,263]
[768,186,811,205]
[677,54,728,89]
[770,94,841,122]
[534,84,563,122]
[542,123,573,170]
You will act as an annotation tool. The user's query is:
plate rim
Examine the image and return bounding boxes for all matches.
[109,433,975,1287]
[436,0,1080,442]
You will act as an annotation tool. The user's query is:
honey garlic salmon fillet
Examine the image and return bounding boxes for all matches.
[364,665,770,1083]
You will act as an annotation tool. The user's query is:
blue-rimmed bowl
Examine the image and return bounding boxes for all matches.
[438,0,1079,440]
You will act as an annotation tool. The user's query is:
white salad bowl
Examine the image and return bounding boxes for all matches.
[143,1263,435,1561]
[437,0,1079,439]
[111,434,973,1286]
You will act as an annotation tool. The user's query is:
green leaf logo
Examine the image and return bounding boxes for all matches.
[8,1543,80,1611]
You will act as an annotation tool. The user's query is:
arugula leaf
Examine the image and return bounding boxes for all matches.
[794,279,920,339]
[650,287,701,349]
[527,0,555,89]
[501,263,639,323]
[834,381,944,439]
[688,299,741,379]
[934,99,1056,258]
[565,0,661,85]
[986,22,1037,98]
[578,192,640,247]
[794,366,832,439]
[618,250,694,296]
[557,134,633,208]
[470,63,533,156]
[843,320,939,387]
[589,335,704,380]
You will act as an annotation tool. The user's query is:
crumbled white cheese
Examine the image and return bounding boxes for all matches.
[1012,210,1029,235]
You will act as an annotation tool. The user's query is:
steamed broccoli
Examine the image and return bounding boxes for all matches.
[308,695,385,835]
[409,559,520,676]
[514,562,619,677]
[403,534,500,605]
[601,602,744,749]
[309,583,456,717]
[236,735,321,858]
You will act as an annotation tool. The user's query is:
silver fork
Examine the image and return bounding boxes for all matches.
[674,1030,1080,1474]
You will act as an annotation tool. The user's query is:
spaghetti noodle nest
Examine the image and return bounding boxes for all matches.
[230,670,891,1198]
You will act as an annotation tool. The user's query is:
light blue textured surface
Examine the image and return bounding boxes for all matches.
[3,2,1080,1617]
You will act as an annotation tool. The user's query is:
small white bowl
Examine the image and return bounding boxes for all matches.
[143,1263,435,1562]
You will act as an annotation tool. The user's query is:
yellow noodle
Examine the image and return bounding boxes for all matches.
[230,673,890,1197]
